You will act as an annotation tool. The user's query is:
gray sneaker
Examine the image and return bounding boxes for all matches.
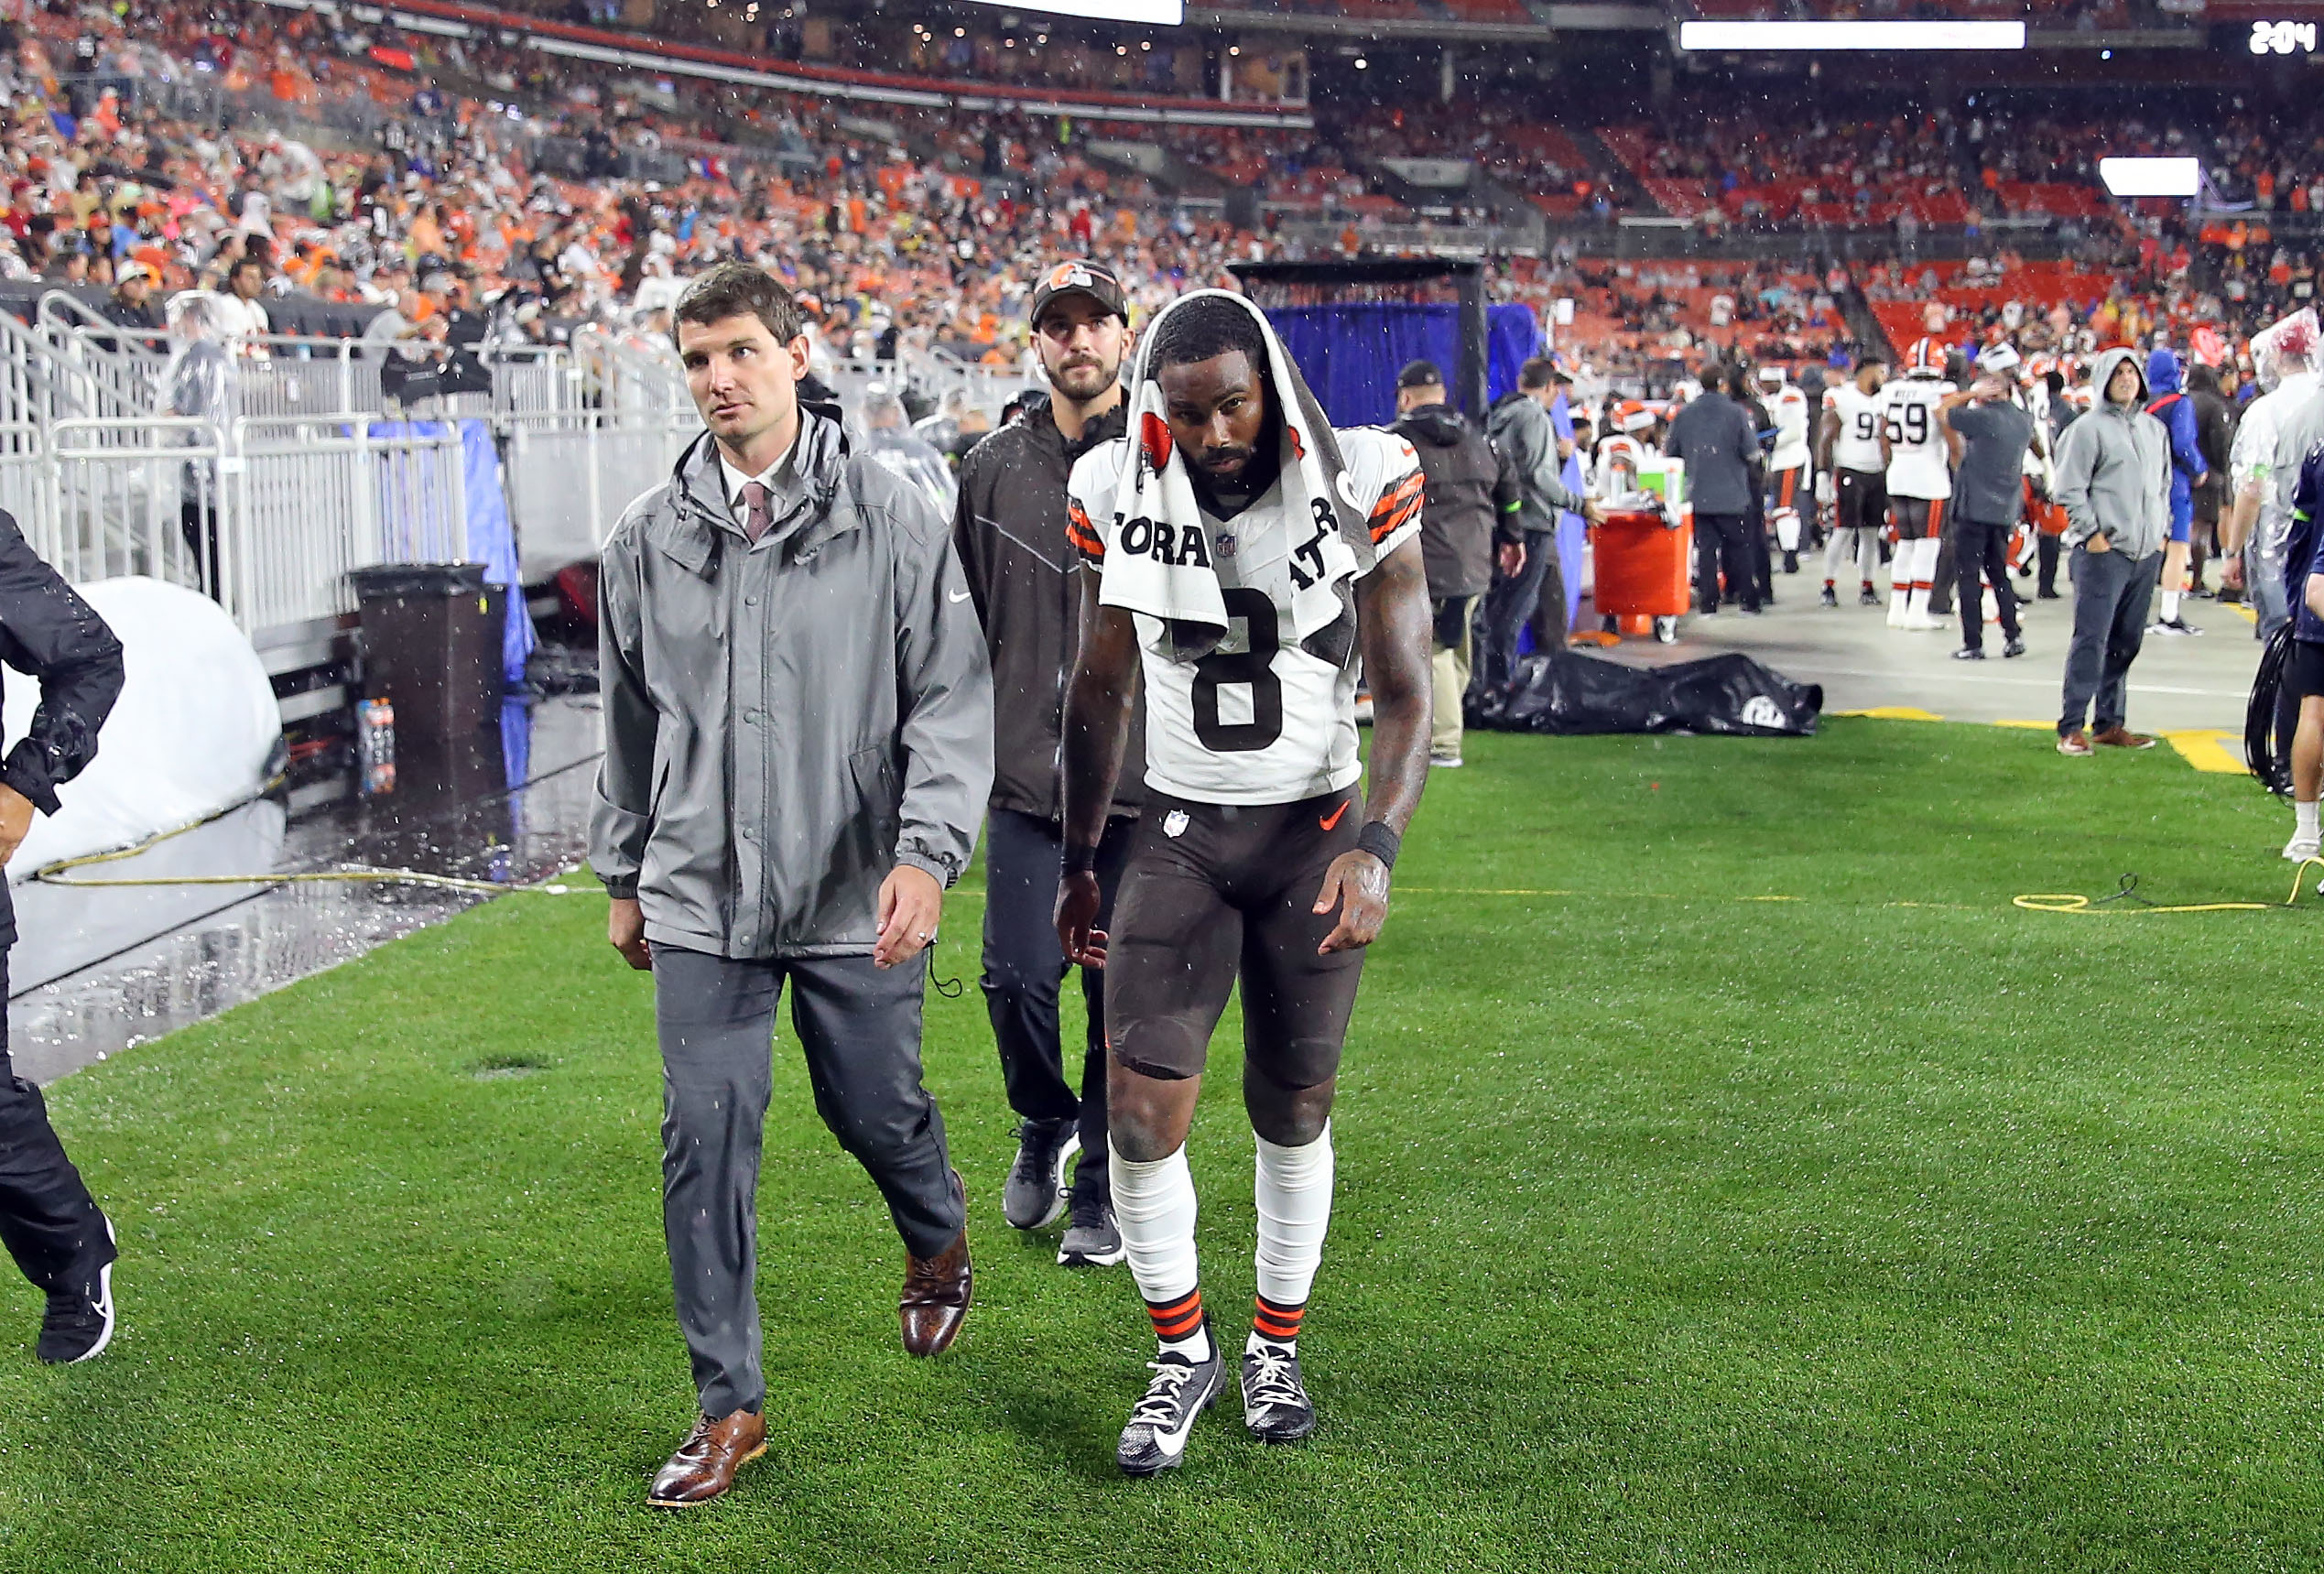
[1057,1195,1125,1267]
[1117,1324,1222,1477]
[1002,1118,1078,1231]
[1240,1339,1317,1443]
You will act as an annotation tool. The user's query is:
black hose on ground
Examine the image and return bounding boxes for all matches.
[2248,621,2296,798]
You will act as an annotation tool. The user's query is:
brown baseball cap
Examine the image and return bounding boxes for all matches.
[1030,258,1127,329]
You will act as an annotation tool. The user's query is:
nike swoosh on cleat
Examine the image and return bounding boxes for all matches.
[1318,801,1350,832]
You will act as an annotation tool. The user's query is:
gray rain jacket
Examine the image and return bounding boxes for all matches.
[2051,347,2172,558]
[589,410,994,960]
[1485,391,1589,535]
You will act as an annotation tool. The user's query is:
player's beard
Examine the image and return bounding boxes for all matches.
[1044,351,1120,404]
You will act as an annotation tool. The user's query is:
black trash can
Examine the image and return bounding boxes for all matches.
[350,562,505,796]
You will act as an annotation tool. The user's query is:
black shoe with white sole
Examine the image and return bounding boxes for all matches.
[1117,1324,1222,1477]
[1241,1339,1317,1443]
[1002,1117,1079,1231]
[1819,585,1838,607]
[1057,1193,1125,1267]
[38,1214,116,1365]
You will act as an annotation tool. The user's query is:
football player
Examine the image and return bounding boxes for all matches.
[1756,364,1813,574]
[1056,291,1433,1476]
[1880,338,1961,630]
[1816,357,1888,607]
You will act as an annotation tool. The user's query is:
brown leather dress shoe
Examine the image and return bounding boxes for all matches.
[901,1175,972,1357]
[2092,725,2156,750]
[647,1409,767,1509]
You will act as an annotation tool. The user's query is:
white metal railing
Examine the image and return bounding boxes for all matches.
[0,307,699,630]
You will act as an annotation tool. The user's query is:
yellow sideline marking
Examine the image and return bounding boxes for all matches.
[1830,711,2245,773]
[2160,730,2245,774]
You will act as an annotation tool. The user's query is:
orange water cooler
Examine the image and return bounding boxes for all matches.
[1590,494,1691,646]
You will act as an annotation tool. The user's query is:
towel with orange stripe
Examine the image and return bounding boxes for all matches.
[1063,288,1424,665]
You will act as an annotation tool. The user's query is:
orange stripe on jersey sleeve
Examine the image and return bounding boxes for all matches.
[1065,500,1105,559]
[1368,469,1425,543]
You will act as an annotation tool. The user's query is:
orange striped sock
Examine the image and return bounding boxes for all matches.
[1146,1288,1206,1352]
[1253,1295,1304,1349]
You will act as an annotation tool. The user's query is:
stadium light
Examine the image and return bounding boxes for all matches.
[2099,157,2202,198]
[1678,20,2025,50]
[958,0,1184,22]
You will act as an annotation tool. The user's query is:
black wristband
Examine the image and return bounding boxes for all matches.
[1063,841,1100,876]
[1355,820,1400,871]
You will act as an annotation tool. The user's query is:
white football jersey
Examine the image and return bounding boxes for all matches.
[1765,385,1812,472]
[1068,427,1422,807]
[1824,382,1886,474]
[1881,377,1956,500]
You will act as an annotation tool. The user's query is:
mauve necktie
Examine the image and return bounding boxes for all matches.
[739,480,774,542]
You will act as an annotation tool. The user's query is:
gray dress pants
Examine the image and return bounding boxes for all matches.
[653,947,961,1418]
[2058,545,2163,738]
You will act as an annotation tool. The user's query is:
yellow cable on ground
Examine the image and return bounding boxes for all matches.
[2012,863,2324,915]
[27,782,574,896]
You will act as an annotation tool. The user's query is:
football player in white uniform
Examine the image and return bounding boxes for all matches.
[1056,292,1434,1476]
[1817,357,1889,607]
[1880,337,1961,630]
[1755,364,1813,574]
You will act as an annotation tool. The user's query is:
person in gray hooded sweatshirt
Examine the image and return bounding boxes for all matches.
[2051,347,2172,755]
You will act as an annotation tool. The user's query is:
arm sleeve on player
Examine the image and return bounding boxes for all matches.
[1355,431,1426,557]
[1064,447,1116,566]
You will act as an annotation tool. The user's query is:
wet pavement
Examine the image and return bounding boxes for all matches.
[7,694,603,1084]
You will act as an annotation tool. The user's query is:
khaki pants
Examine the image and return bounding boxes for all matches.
[1429,595,1474,758]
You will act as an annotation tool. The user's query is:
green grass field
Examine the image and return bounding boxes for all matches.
[5,718,2321,1572]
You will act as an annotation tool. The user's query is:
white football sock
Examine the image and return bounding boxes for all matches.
[1775,506,1801,552]
[1111,1140,1209,1359]
[2161,590,2182,623]
[1858,531,1880,589]
[1254,1124,1335,1346]
[2297,800,2319,843]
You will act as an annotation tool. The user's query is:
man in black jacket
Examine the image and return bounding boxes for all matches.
[951,259,1142,1268]
[1666,364,1765,616]
[0,512,125,1363]
[1392,360,1521,768]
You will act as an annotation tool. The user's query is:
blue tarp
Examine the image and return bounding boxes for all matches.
[367,418,536,689]
[1261,303,1545,430]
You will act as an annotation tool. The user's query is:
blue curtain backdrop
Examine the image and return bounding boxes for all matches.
[1261,303,1545,429]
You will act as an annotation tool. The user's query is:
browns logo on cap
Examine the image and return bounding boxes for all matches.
[1031,258,1128,328]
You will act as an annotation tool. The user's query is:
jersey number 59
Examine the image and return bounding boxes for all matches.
[1885,404,1930,446]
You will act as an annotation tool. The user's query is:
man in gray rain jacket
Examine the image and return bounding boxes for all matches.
[590,263,994,1509]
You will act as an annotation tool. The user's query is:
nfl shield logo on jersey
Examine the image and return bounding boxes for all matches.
[1164,809,1189,839]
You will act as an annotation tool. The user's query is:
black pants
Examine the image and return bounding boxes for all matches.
[980,809,1133,1202]
[1473,527,1562,696]
[1695,512,1758,613]
[1953,516,2023,652]
[1929,504,1962,615]
[2037,532,2062,596]
[0,954,114,1296]
[1104,789,1365,1088]
[2059,546,2164,737]
[652,947,961,1417]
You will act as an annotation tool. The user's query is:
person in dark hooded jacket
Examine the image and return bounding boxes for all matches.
[0,514,123,1369]
[1391,360,1522,767]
